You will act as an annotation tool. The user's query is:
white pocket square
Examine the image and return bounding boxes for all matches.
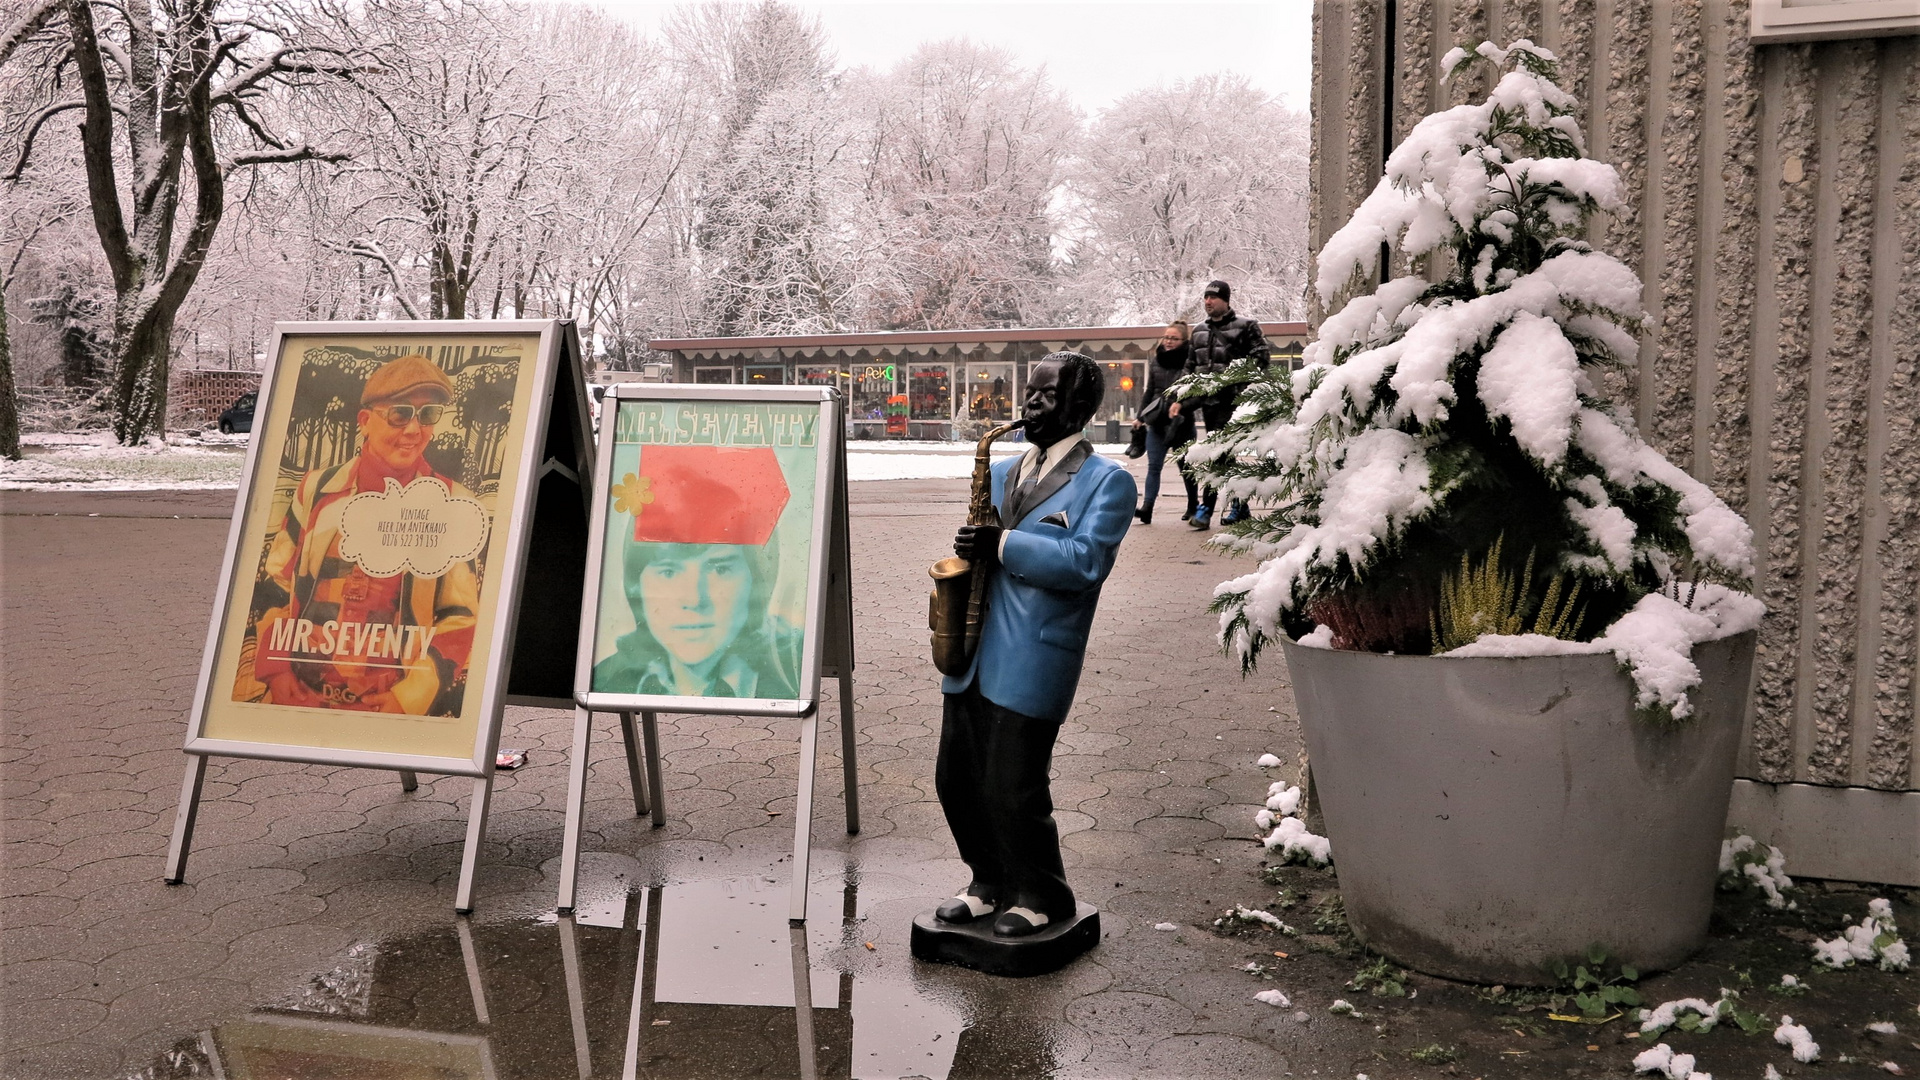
[1039,511,1070,528]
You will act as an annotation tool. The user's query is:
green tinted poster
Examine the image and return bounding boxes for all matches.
[588,399,820,702]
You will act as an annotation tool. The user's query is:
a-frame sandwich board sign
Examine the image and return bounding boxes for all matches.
[165,319,596,912]
[558,384,860,923]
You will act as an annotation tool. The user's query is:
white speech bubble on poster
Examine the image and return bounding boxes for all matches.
[338,476,490,578]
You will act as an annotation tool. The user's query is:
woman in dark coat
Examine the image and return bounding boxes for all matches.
[1132,321,1199,525]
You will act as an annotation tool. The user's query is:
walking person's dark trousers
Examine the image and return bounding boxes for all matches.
[1185,399,1236,514]
[935,682,1074,918]
[1142,424,1173,511]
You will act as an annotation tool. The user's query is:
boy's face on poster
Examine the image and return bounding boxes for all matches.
[634,544,752,668]
[357,388,444,472]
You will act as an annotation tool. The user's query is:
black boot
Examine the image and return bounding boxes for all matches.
[1134,506,1152,525]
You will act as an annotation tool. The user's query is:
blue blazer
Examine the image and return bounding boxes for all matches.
[941,442,1137,722]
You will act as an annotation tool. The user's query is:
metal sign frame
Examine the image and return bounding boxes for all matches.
[164,319,593,912]
[560,383,858,921]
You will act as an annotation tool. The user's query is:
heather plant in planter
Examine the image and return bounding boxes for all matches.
[1183,41,1761,722]
[1183,42,1767,983]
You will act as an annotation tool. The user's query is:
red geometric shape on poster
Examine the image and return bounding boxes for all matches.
[632,446,789,546]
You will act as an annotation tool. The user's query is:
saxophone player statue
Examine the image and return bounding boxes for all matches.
[912,350,1137,977]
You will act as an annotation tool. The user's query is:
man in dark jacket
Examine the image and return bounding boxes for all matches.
[1174,279,1269,529]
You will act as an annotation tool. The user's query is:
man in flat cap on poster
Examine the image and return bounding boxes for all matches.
[242,355,482,715]
[594,446,802,700]
[934,350,1136,942]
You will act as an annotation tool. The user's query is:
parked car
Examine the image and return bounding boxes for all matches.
[217,392,257,434]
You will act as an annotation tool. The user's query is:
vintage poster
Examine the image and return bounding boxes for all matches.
[210,1017,497,1080]
[197,329,545,763]
[587,396,822,705]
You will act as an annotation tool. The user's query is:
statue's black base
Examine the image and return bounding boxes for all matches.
[910,903,1099,977]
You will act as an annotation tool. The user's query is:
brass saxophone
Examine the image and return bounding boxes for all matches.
[929,419,1025,676]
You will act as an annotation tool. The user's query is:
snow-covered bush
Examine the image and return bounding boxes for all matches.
[1811,899,1909,972]
[1181,41,1762,722]
[1718,833,1795,909]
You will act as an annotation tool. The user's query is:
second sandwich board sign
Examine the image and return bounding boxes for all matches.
[167,319,595,912]
[558,384,860,922]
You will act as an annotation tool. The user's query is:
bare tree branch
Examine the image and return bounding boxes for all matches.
[226,144,348,173]
[0,0,63,69]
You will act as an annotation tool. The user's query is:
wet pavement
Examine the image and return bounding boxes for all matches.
[5,474,1916,1080]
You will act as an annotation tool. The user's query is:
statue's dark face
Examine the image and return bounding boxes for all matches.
[1023,359,1077,446]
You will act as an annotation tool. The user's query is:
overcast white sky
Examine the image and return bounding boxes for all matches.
[566,0,1316,114]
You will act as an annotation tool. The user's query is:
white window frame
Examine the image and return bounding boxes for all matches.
[1750,0,1920,42]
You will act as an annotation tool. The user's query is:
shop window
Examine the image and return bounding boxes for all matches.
[960,362,1015,424]
[694,366,734,384]
[744,365,784,385]
[907,364,953,421]
[794,364,840,390]
[1098,361,1146,422]
[849,363,897,424]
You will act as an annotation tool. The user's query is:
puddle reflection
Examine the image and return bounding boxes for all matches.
[133,873,1070,1079]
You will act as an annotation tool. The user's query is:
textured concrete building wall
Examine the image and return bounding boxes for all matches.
[1310,1,1920,796]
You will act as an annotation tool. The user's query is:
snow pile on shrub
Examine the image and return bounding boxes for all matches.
[1638,997,1724,1037]
[1182,40,1761,723]
[1811,899,1909,972]
[1717,833,1795,909]
[1774,1016,1820,1062]
[1248,760,1330,865]
[1446,584,1763,720]
[1264,815,1331,866]
[1631,1042,1710,1080]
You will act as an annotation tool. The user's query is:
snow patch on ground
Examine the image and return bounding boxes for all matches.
[1217,905,1295,934]
[0,431,1124,489]
[1774,1016,1820,1062]
[1631,1042,1709,1079]
[1254,989,1291,1007]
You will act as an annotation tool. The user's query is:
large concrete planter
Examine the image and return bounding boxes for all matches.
[1280,630,1757,985]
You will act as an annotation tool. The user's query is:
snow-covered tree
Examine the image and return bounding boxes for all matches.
[1,0,373,442]
[1183,42,1761,721]
[849,39,1078,330]
[1068,75,1309,323]
[668,0,861,336]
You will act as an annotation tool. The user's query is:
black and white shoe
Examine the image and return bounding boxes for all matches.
[991,906,1053,937]
[935,891,997,924]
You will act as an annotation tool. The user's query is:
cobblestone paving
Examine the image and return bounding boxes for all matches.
[3,469,1368,1079]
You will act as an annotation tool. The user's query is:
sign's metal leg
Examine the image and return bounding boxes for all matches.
[454,776,495,914]
[621,887,660,1080]
[399,770,419,792]
[789,924,819,1080]
[455,916,491,1026]
[618,711,648,816]
[837,668,859,835]
[164,754,209,885]
[557,913,592,1080]
[639,711,666,828]
[558,707,593,913]
[788,711,819,922]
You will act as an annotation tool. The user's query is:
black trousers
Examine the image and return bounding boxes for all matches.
[935,684,1074,918]
[1178,398,1236,512]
